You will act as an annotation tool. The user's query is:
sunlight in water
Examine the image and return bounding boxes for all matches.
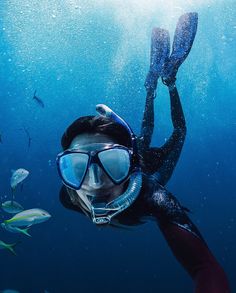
[96,0,215,27]
[1,0,219,80]
[92,0,214,75]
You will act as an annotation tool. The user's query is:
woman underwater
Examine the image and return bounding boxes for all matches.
[57,13,230,292]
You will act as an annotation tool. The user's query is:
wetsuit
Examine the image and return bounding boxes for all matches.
[138,84,186,186]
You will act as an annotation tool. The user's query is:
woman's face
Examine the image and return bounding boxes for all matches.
[69,133,126,201]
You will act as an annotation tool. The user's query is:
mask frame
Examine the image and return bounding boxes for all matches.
[57,144,136,190]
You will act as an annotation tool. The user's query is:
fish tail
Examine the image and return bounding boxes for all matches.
[5,242,19,255]
[21,228,32,237]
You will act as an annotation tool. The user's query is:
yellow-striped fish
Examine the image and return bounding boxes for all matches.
[4,208,51,227]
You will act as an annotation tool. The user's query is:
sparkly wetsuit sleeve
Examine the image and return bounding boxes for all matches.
[147,183,230,292]
[148,182,202,239]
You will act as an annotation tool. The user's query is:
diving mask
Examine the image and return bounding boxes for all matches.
[57,144,134,190]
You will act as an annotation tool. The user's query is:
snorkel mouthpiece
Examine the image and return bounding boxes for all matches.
[91,171,142,224]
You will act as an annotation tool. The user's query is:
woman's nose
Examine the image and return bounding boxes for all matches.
[88,163,103,188]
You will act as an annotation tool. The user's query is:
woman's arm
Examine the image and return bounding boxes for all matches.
[148,182,230,292]
[159,222,230,292]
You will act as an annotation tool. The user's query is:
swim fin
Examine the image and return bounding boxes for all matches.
[145,28,170,92]
[162,12,198,84]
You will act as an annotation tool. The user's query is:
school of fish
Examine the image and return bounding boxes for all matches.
[1,168,51,255]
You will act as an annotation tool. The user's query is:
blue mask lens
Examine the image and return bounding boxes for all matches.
[59,153,89,189]
[58,147,131,189]
[98,148,130,183]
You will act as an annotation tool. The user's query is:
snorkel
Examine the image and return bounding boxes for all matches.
[96,104,138,155]
[84,104,142,224]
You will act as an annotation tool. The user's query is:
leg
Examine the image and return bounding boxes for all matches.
[138,28,170,152]
[139,91,155,152]
[156,82,186,184]
[139,81,187,186]
[168,81,186,130]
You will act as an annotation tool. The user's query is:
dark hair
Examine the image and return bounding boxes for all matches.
[61,115,133,150]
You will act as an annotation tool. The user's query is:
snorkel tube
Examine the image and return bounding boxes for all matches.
[96,104,138,154]
[86,104,143,225]
[91,171,142,224]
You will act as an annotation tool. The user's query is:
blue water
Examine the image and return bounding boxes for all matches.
[0,1,235,292]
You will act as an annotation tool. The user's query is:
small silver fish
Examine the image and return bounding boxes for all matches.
[10,168,29,190]
[1,223,31,237]
[0,240,18,255]
[1,201,24,214]
[4,208,51,227]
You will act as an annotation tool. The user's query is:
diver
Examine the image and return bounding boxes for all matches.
[57,13,230,292]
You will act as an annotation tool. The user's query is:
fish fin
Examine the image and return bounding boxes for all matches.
[145,28,170,92]
[162,12,198,83]
[6,242,19,255]
[3,219,14,226]
[20,227,32,237]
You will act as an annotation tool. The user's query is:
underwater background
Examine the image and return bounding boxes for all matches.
[0,0,235,292]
